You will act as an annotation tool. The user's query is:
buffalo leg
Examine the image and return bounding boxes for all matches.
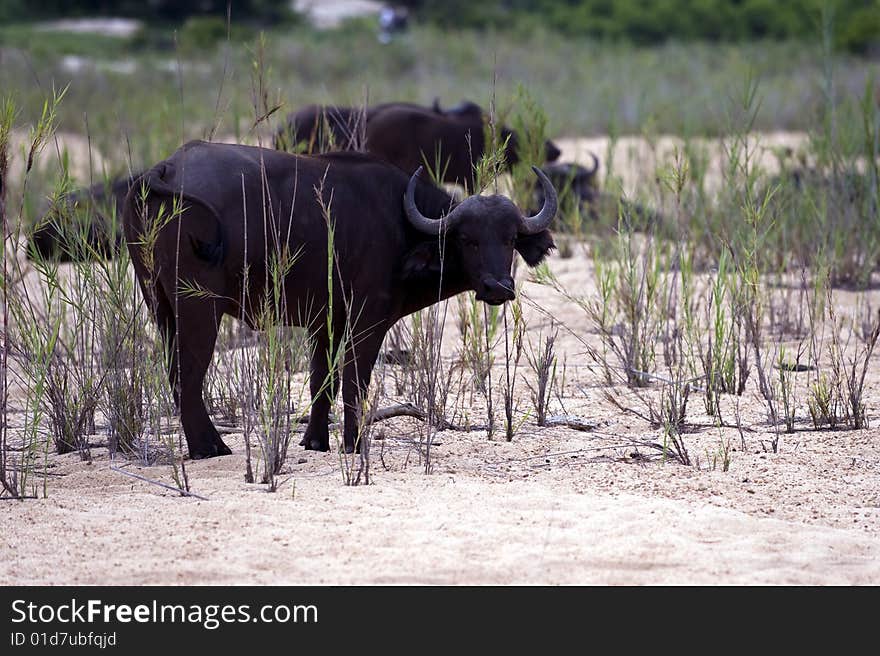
[341,326,386,454]
[174,298,230,459]
[302,328,342,451]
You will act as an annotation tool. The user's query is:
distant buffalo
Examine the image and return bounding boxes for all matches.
[28,173,141,262]
[273,101,415,153]
[431,98,483,119]
[275,100,561,191]
[123,141,557,458]
[535,154,664,230]
[274,99,485,153]
[536,155,601,215]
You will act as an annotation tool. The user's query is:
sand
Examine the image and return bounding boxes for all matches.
[2,421,879,585]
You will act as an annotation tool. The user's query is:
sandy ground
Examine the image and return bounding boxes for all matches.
[554,131,810,197]
[2,413,879,585]
[2,131,879,585]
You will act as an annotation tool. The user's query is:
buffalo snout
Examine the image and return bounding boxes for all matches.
[477,274,516,305]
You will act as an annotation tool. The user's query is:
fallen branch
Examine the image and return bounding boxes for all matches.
[774,362,816,372]
[109,465,208,501]
[7,468,67,477]
[328,403,485,432]
[370,403,428,422]
[543,415,598,431]
[205,404,486,436]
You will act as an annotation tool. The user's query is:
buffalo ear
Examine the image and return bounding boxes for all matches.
[401,241,441,279]
[515,229,555,267]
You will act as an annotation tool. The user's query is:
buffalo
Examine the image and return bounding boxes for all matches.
[275,100,561,191]
[535,155,665,232]
[431,98,483,119]
[273,100,477,153]
[536,155,601,216]
[123,140,557,459]
[28,173,141,262]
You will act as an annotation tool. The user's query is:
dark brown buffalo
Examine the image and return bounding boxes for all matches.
[274,102,386,153]
[28,173,141,262]
[431,98,483,118]
[275,100,562,190]
[274,100,473,153]
[123,141,556,459]
[535,155,665,230]
[536,155,601,215]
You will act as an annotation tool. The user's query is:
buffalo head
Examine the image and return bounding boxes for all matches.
[544,139,562,163]
[432,98,484,120]
[404,165,557,305]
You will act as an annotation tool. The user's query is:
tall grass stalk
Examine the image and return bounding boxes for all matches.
[0,95,17,496]
[3,88,72,497]
[524,324,558,427]
[501,294,525,441]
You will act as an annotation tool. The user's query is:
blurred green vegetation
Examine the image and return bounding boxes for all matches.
[0,20,873,145]
[2,1,876,53]
[401,0,880,54]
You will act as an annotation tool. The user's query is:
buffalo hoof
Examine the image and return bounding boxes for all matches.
[189,440,232,460]
[303,437,330,452]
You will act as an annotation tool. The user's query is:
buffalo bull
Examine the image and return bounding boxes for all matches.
[362,103,561,190]
[431,98,483,119]
[123,141,557,459]
[536,155,601,216]
[274,99,483,153]
[273,100,474,153]
[28,173,141,262]
[276,100,562,191]
[535,155,665,230]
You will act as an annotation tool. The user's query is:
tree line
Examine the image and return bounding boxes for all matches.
[399,0,879,53]
[2,0,877,54]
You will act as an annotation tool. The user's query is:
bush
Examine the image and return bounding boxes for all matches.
[838,5,880,54]
[178,16,241,52]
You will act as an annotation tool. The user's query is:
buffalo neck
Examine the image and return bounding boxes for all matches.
[393,178,472,319]
[402,249,469,320]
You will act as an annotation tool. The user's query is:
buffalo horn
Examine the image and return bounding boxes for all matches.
[519,166,557,234]
[404,166,459,234]
[586,151,600,176]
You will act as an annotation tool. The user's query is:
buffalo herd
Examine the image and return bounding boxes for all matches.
[274,99,561,190]
[26,96,589,459]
